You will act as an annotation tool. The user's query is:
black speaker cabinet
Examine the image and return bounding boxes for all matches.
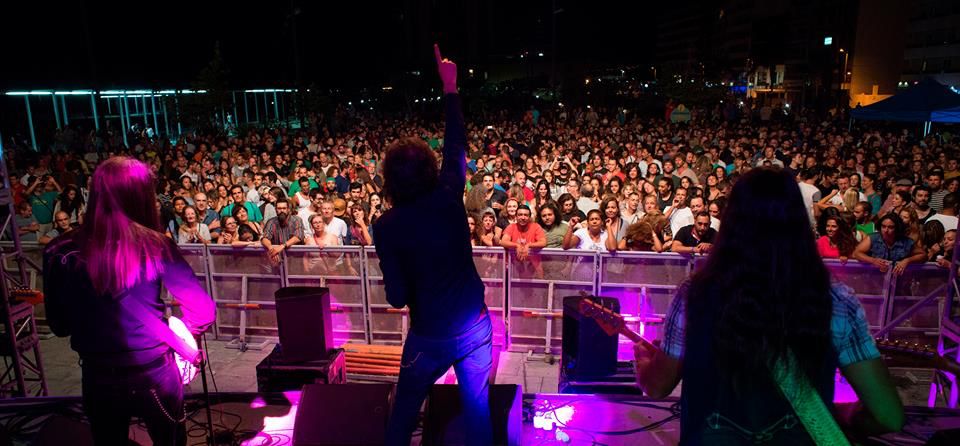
[422,384,522,446]
[293,383,394,446]
[562,295,620,379]
[275,286,333,362]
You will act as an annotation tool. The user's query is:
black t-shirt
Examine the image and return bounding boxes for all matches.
[674,225,717,247]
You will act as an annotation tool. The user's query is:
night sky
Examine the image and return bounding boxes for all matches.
[0,1,658,91]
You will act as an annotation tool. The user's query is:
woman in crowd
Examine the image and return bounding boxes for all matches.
[616,220,664,252]
[164,197,188,238]
[530,179,554,212]
[854,213,927,274]
[816,213,858,262]
[369,192,385,224]
[232,205,262,240]
[177,205,212,244]
[935,229,956,268]
[467,214,481,247]
[703,174,722,202]
[347,204,374,246]
[562,209,608,251]
[54,184,86,225]
[497,198,520,229]
[921,220,945,262]
[303,214,342,273]
[898,207,922,246]
[600,196,629,244]
[557,193,585,224]
[213,184,231,212]
[644,162,662,186]
[538,202,567,249]
[476,208,503,247]
[605,176,625,200]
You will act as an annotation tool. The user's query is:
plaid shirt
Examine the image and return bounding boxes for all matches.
[662,281,880,368]
[262,215,305,246]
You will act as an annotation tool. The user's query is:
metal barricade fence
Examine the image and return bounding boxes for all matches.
[4,240,949,355]
[506,248,597,354]
[162,243,211,322]
[881,263,949,346]
[284,246,367,346]
[206,245,284,348]
[823,259,892,333]
[599,251,692,359]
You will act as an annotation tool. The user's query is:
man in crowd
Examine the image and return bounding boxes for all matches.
[500,205,546,275]
[657,177,675,211]
[221,185,265,223]
[260,200,304,265]
[482,173,507,213]
[929,192,959,232]
[928,169,947,213]
[193,192,221,241]
[912,186,935,223]
[39,211,73,245]
[672,212,717,255]
[665,187,691,236]
[318,199,348,244]
[577,184,599,215]
[15,201,41,242]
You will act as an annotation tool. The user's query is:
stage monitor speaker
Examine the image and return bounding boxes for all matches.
[275,286,333,362]
[422,383,522,446]
[562,295,620,379]
[293,383,394,446]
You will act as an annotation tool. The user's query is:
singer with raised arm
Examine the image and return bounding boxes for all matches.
[634,168,904,445]
[43,157,216,446]
[375,44,492,446]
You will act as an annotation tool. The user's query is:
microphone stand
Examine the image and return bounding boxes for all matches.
[197,332,216,445]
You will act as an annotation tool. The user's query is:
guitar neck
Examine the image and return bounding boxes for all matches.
[618,326,645,344]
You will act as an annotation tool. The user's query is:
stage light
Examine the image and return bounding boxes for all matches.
[538,52,544,57]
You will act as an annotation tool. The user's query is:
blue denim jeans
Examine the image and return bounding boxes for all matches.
[81,353,186,446]
[386,312,493,446]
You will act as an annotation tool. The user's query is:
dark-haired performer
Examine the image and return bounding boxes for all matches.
[634,168,904,444]
[375,45,492,446]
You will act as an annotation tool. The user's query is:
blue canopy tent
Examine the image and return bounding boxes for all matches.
[850,78,960,135]
[932,105,960,123]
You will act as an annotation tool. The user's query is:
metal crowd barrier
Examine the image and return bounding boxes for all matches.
[506,249,597,354]
[1,242,950,355]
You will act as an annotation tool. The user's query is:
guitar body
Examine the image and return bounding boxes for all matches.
[167,316,199,385]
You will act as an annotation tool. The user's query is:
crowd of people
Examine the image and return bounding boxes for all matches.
[5,99,959,273]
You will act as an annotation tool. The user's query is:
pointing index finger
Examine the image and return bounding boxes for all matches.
[434,44,443,66]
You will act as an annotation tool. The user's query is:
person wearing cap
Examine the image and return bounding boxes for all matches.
[877,178,913,217]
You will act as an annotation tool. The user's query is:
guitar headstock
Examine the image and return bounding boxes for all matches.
[876,338,960,376]
[577,298,625,337]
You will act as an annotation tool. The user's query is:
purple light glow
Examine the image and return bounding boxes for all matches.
[242,390,300,446]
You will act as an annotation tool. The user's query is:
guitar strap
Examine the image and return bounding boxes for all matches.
[116,290,201,365]
[772,351,851,446]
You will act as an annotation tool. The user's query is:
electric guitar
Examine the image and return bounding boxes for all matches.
[167,316,200,385]
[575,297,960,377]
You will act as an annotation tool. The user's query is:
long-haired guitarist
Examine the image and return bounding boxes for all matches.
[634,168,905,444]
[43,157,215,446]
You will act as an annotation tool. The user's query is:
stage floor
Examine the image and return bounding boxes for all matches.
[30,336,958,444]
